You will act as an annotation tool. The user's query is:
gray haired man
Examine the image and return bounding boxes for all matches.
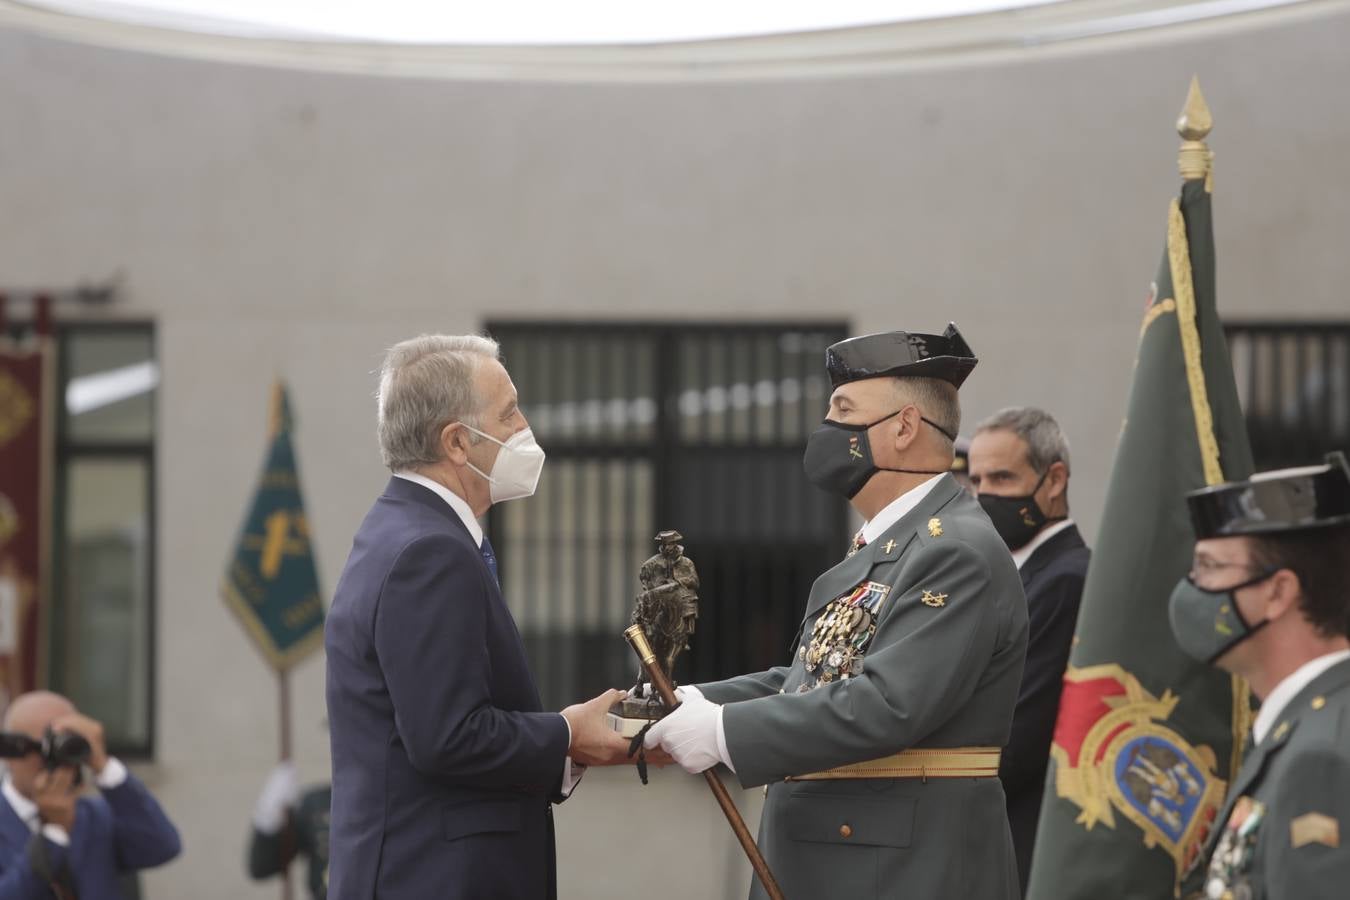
[969,407,1090,895]
[325,334,630,900]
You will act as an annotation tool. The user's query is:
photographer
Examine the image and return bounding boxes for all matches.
[0,691,181,899]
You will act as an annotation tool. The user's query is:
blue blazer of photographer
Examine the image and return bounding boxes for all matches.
[0,695,181,899]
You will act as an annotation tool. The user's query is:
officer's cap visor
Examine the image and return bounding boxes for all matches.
[1186,451,1350,539]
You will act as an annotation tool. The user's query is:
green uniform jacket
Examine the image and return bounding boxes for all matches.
[248,785,331,900]
[1183,656,1350,900]
[698,475,1028,900]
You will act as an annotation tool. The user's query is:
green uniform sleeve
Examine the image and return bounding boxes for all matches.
[721,538,999,788]
[696,666,791,704]
[1265,744,1350,900]
[247,825,296,880]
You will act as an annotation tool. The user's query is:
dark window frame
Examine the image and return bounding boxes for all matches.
[51,319,157,761]
[484,319,849,707]
[1224,319,1350,471]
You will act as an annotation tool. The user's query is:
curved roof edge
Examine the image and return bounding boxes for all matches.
[1,0,1345,81]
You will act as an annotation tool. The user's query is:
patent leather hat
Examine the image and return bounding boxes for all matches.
[1186,451,1350,538]
[824,323,977,389]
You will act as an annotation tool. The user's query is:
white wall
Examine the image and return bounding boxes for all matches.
[2,5,1349,897]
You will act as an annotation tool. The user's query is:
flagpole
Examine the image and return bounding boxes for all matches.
[279,668,294,900]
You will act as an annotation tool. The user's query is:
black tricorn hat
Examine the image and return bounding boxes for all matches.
[1185,451,1350,539]
[825,323,977,389]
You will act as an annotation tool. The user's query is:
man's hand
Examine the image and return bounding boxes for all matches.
[561,689,632,767]
[33,767,79,832]
[51,711,108,774]
[643,687,726,774]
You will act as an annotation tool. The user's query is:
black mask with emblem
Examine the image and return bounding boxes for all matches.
[804,324,978,500]
[978,468,1066,550]
[1168,569,1276,664]
[803,411,955,499]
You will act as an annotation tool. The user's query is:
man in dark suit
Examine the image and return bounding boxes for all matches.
[325,334,630,900]
[970,406,1089,896]
[0,691,181,898]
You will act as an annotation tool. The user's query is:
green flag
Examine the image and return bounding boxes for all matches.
[1026,80,1255,900]
[223,381,325,670]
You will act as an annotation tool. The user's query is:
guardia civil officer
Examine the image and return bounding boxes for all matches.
[248,762,331,899]
[1173,452,1350,900]
[646,324,1028,900]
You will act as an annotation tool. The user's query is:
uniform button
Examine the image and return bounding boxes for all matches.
[839,824,853,838]
[1312,696,1326,710]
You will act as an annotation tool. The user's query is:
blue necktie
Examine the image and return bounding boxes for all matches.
[479,535,499,585]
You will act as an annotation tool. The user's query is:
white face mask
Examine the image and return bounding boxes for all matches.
[462,424,545,504]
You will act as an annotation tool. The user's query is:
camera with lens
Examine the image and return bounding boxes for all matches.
[0,726,92,781]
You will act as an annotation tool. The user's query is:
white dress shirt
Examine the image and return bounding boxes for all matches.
[1011,519,1076,570]
[1252,649,1350,745]
[2,758,128,847]
[392,472,582,795]
[859,474,946,546]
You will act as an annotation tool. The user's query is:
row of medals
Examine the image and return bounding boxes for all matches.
[798,585,883,691]
[1205,797,1265,900]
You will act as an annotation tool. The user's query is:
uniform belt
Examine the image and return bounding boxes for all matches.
[786,747,1002,781]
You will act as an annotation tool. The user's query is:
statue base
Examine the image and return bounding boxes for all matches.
[606,697,670,739]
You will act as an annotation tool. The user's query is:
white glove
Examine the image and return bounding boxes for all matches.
[643,686,728,774]
[677,684,704,703]
[636,683,704,703]
[253,762,300,833]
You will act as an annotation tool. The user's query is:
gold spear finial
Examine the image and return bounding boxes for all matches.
[1176,76,1214,185]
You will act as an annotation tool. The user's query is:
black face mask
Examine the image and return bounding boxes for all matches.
[1168,569,1276,665]
[802,409,953,499]
[978,469,1065,550]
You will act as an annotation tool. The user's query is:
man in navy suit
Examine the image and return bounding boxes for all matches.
[970,407,1090,897]
[0,691,181,898]
[325,334,632,900]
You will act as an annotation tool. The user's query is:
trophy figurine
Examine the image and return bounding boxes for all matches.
[607,530,700,737]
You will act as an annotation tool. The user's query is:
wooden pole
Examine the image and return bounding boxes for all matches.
[624,626,785,900]
[278,669,294,900]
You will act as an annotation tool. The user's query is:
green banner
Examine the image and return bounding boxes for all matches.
[223,382,324,671]
[1026,106,1255,897]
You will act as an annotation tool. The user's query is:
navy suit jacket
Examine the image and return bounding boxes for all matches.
[325,477,570,900]
[0,772,181,899]
[999,523,1089,897]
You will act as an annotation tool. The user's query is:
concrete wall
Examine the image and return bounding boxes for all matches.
[2,5,1349,897]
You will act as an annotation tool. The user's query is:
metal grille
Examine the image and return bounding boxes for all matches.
[486,322,849,710]
[1225,321,1350,469]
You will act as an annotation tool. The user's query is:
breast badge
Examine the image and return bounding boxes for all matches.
[920,590,947,608]
[800,581,890,691]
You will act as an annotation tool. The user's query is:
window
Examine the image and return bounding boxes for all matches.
[1226,322,1350,470]
[50,323,157,758]
[486,322,848,710]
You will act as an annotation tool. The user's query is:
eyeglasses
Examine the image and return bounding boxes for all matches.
[1188,558,1264,582]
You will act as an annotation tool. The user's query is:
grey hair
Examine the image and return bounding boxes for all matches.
[974,406,1071,475]
[893,377,961,450]
[376,334,500,471]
